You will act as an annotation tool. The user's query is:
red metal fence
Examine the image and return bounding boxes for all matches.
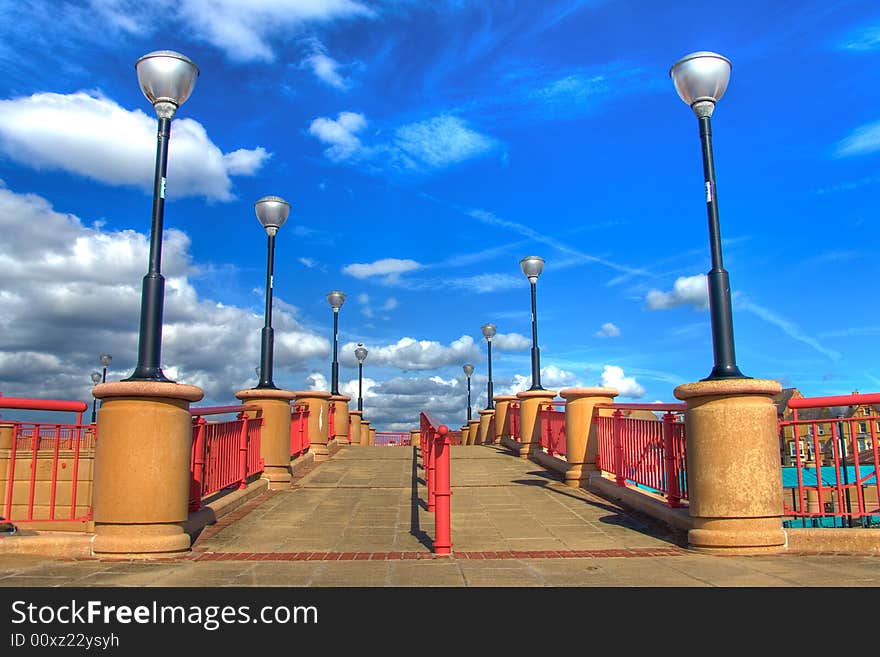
[509,402,521,442]
[290,403,310,458]
[539,401,566,456]
[189,405,263,511]
[1,397,93,524]
[419,411,451,555]
[781,393,880,528]
[595,403,687,507]
[375,431,410,446]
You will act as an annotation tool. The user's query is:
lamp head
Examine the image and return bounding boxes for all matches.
[135,50,199,119]
[254,196,290,236]
[462,363,474,378]
[520,255,544,283]
[327,290,346,311]
[90,371,102,384]
[670,51,731,118]
[481,323,496,341]
[99,353,112,367]
[355,343,368,364]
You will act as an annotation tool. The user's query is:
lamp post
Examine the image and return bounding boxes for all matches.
[670,51,746,380]
[124,50,199,382]
[354,342,368,412]
[327,291,346,395]
[253,196,291,389]
[90,371,102,423]
[481,323,496,409]
[520,256,545,390]
[99,354,112,383]
[463,363,474,422]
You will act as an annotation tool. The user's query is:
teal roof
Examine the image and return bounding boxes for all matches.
[781,465,877,488]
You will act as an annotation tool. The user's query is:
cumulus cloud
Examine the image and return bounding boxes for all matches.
[303,40,354,91]
[0,92,269,201]
[338,336,480,370]
[309,111,368,161]
[342,258,422,283]
[0,183,328,406]
[596,322,621,338]
[491,333,530,351]
[394,115,498,168]
[645,275,708,310]
[304,371,329,392]
[599,365,645,398]
[500,366,578,395]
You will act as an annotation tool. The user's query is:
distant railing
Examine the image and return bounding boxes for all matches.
[189,405,263,511]
[1,397,93,524]
[539,401,566,457]
[375,431,410,447]
[781,393,880,528]
[595,403,687,507]
[290,403,310,458]
[447,430,462,445]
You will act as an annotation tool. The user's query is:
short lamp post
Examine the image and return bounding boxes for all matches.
[254,196,291,389]
[327,291,346,395]
[90,371,102,423]
[481,323,496,409]
[670,51,746,380]
[463,363,474,422]
[520,255,545,390]
[124,50,199,382]
[355,342,368,412]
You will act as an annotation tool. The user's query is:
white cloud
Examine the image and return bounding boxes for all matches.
[596,322,621,338]
[738,298,841,361]
[840,24,880,51]
[342,258,422,283]
[299,257,318,268]
[382,297,398,311]
[645,275,708,310]
[306,52,350,90]
[394,115,497,168]
[304,371,329,392]
[836,119,880,157]
[600,365,645,398]
[499,365,577,395]
[492,333,530,351]
[0,91,269,201]
[449,273,522,293]
[308,111,367,161]
[339,335,480,370]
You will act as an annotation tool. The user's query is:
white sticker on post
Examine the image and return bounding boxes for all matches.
[705,181,712,203]
[160,177,166,199]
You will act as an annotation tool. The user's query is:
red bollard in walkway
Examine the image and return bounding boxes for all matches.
[432,424,452,556]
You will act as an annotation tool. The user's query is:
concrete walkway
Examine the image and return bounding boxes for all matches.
[1,445,879,587]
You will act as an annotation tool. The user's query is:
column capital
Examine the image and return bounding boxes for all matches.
[235,388,296,402]
[559,386,618,401]
[94,380,203,402]
[674,378,781,400]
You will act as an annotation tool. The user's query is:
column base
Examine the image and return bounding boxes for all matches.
[93,523,191,558]
[688,517,786,554]
[262,465,292,488]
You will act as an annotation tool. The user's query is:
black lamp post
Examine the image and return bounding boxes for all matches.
[463,363,474,421]
[90,371,102,423]
[481,323,496,409]
[99,353,112,383]
[124,51,199,382]
[520,256,545,390]
[327,291,346,395]
[254,196,291,389]
[671,51,747,381]
[355,342,368,412]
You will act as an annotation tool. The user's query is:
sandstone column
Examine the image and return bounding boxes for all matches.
[91,381,203,557]
[348,409,363,447]
[515,389,558,458]
[329,394,351,445]
[410,429,421,447]
[360,419,370,446]
[478,409,495,445]
[292,390,332,461]
[493,395,517,442]
[674,379,785,553]
[559,387,619,488]
[235,388,296,487]
[467,419,480,446]
[369,426,376,446]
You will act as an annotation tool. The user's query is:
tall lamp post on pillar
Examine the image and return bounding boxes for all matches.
[253,196,290,389]
[670,51,747,381]
[462,364,474,422]
[90,371,102,423]
[124,51,199,383]
[520,256,545,390]
[327,291,346,395]
[481,323,496,409]
[354,342,368,412]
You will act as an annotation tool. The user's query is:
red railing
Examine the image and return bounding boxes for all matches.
[290,403,310,458]
[419,411,452,556]
[781,393,880,528]
[189,405,263,511]
[375,431,410,447]
[1,397,93,524]
[595,403,687,507]
[447,430,462,446]
[328,401,336,441]
[539,401,566,457]
[509,402,521,442]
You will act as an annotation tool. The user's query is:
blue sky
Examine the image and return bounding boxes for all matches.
[1,0,879,430]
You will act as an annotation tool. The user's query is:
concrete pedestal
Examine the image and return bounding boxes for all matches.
[348,410,363,447]
[478,409,495,445]
[674,378,785,554]
[515,389,558,458]
[235,388,296,487]
[291,390,332,461]
[360,420,369,446]
[91,381,203,557]
[466,419,480,446]
[493,395,517,442]
[559,387,618,488]
[329,394,351,445]
[369,427,376,446]
[410,429,421,447]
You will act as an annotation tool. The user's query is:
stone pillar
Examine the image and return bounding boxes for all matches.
[674,379,785,554]
[291,390,332,461]
[459,425,469,446]
[91,381,203,557]
[369,426,376,446]
[493,395,517,442]
[515,389,558,458]
[360,420,369,446]
[467,419,480,446]
[329,394,351,445]
[348,410,363,447]
[235,388,295,487]
[478,409,495,445]
[410,430,421,447]
[559,387,619,488]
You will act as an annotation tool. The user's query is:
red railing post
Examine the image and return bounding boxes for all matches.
[189,417,207,511]
[427,427,436,512]
[613,409,626,487]
[663,411,681,507]
[238,412,249,490]
[433,424,452,556]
